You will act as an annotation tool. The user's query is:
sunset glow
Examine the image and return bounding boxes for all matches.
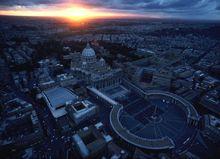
[0,0,219,20]
[0,5,148,21]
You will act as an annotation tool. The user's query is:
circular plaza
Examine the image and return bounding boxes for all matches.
[110,90,199,153]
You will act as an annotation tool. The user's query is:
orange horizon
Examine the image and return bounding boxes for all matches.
[0,5,160,21]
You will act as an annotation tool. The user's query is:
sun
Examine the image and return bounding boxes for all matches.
[63,7,92,21]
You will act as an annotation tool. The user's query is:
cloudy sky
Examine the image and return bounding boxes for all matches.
[0,0,219,20]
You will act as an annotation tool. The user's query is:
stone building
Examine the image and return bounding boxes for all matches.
[70,43,122,89]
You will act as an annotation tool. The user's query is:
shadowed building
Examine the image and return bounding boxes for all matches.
[202,114,220,143]
[72,122,112,159]
[66,100,98,124]
[0,98,43,154]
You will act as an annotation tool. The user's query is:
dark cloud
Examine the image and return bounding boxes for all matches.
[0,0,219,20]
[77,0,220,18]
[0,0,60,6]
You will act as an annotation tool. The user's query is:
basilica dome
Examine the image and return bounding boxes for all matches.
[82,43,96,58]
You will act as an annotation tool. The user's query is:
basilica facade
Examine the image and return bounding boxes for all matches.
[70,43,122,89]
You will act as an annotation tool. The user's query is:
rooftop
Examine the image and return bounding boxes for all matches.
[42,87,78,118]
